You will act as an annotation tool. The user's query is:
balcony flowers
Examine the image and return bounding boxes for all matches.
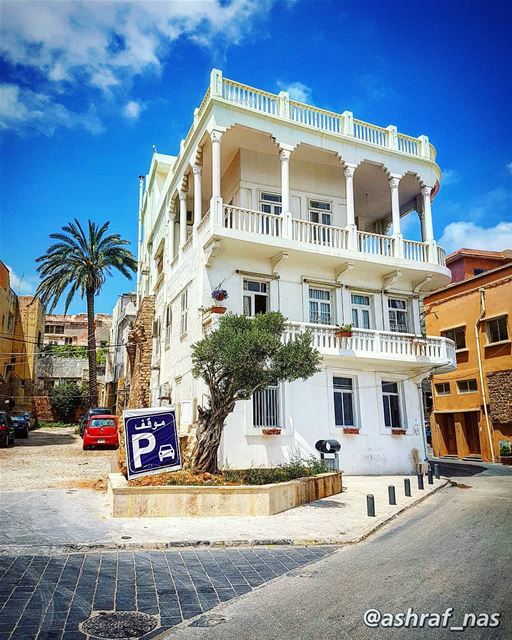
[343,427,360,435]
[335,323,353,338]
[212,288,228,301]
[391,428,407,435]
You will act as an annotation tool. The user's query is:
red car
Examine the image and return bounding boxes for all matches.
[82,415,119,450]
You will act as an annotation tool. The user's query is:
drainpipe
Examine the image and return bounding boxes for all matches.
[475,287,495,461]
[417,381,429,464]
[136,175,145,308]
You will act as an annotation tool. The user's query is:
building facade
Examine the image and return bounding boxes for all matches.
[445,248,511,283]
[136,69,456,474]
[0,262,45,410]
[425,258,512,463]
[43,313,111,346]
[104,293,137,413]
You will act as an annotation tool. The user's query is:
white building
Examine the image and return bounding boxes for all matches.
[137,69,456,475]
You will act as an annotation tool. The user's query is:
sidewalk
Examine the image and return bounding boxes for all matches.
[0,475,448,553]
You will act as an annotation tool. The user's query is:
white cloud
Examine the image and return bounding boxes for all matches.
[441,169,459,186]
[0,83,103,135]
[0,0,275,133]
[507,162,512,175]
[123,100,145,120]
[276,80,312,104]
[439,221,512,253]
[5,265,37,295]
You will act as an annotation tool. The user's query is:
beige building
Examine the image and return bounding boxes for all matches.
[44,313,111,346]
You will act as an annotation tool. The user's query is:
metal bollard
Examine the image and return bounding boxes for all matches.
[417,473,424,490]
[427,468,434,484]
[388,485,396,505]
[404,478,411,497]
[434,463,440,480]
[367,494,376,517]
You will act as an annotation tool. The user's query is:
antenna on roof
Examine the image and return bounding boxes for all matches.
[153,145,157,154]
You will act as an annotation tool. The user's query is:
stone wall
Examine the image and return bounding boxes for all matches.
[487,370,512,427]
[127,296,154,409]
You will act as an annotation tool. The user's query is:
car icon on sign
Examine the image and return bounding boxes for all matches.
[158,443,175,462]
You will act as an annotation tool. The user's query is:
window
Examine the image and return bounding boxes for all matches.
[243,280,268,316]
[180,289,189,336]
[153,318,161,360]
[253,386,280,427]
[473,268,486,276]
[381,381,402,428]
[333,377,355,427]
[309,288,332,324]
[388,298,409,333]
[54,325,64,335]
[442,326,466,350]
[259,192,282,215]
[351,294,371,329]
[165,305,172,349]
[308,200,332,243]
[486,316,508,344]
[64,337,73,345]
[435,382,450,396]
[457,379,478,394]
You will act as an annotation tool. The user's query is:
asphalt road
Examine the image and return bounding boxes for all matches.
[165,473,512,640]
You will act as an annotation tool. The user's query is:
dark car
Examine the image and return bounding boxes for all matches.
[11,415,29,439]
[0,412,15,447]
[80,407,112,438]
[15,411,36,430]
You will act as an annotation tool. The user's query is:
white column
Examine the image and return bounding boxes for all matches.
[210,129,223,226]
[344,164,357,249]
[192,163,202,230]
[211,130,222,199]
[279,146,292,238]
[421,186,434,241]
[168,210,176,263]
[179,190,187,249]
[389,175,403,258]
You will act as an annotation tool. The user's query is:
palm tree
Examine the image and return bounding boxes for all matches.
[35,219,137,407]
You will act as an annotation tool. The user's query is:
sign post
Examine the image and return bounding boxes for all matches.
[123,406,181,480]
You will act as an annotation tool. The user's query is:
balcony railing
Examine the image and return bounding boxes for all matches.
[217,204,446,266]
[283,322,456,369]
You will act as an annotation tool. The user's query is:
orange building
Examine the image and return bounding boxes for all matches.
[424,255,512,463]
[446,248,511,283]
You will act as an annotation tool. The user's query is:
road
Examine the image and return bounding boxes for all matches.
[166,473,512,640]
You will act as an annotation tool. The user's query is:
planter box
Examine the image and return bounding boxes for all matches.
[500,456,512,466]
[391,429,407,435]
[108,471,342,518]
[343,427,360,434]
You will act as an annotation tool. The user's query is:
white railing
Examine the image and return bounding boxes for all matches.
[197,209,211,234]
[437,245,446,265]
[283,322,456,367]
[289,101,343,134]
[292,219,348,250]
[222,78,278,115]
[353,119,389,147]
[404,238,428,262]
[397,134,419,156]
[357,231,394,257]
[253,386,280,428]
[223,204,282,237]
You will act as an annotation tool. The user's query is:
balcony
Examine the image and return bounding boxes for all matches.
[200,204,447,268]
[283,322,456,372]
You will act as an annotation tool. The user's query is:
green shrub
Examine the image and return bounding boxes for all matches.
[49,381,87,423]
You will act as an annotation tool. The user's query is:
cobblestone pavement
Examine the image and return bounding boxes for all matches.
[0,547,334,640]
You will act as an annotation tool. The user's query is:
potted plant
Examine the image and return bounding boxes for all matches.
[391,428,407,435]
[211,288,228,314]
[335,323,353,338]
[343,427,360,434]
[500,441,512,466]
[262,427,282,435]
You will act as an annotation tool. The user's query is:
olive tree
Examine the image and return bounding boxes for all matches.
[191,312,321,473]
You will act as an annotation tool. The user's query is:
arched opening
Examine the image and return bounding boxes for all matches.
[353,162,392,234]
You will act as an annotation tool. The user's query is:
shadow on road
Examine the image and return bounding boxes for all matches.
[15,431,77,446]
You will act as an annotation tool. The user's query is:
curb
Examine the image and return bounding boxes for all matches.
[0,480,449,555]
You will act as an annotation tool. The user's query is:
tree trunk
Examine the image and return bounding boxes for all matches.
[86,287,98,407]
[192,406,230,474]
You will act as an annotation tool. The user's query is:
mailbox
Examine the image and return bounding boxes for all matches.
[315,439,341,471]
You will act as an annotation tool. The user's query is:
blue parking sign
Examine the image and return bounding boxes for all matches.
[123,406,181,479]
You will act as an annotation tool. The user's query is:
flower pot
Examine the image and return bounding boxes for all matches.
[262,428,281,436]
[500,455,512,466]
[335,330,352,338]
[211,306,226,314]
[214,294,226,301]
[391,428,407,435]
[343,427,360,435]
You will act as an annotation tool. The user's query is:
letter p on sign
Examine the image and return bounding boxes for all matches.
[132,433,156,469]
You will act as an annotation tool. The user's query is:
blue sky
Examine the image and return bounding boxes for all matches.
[1,0,511,313]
